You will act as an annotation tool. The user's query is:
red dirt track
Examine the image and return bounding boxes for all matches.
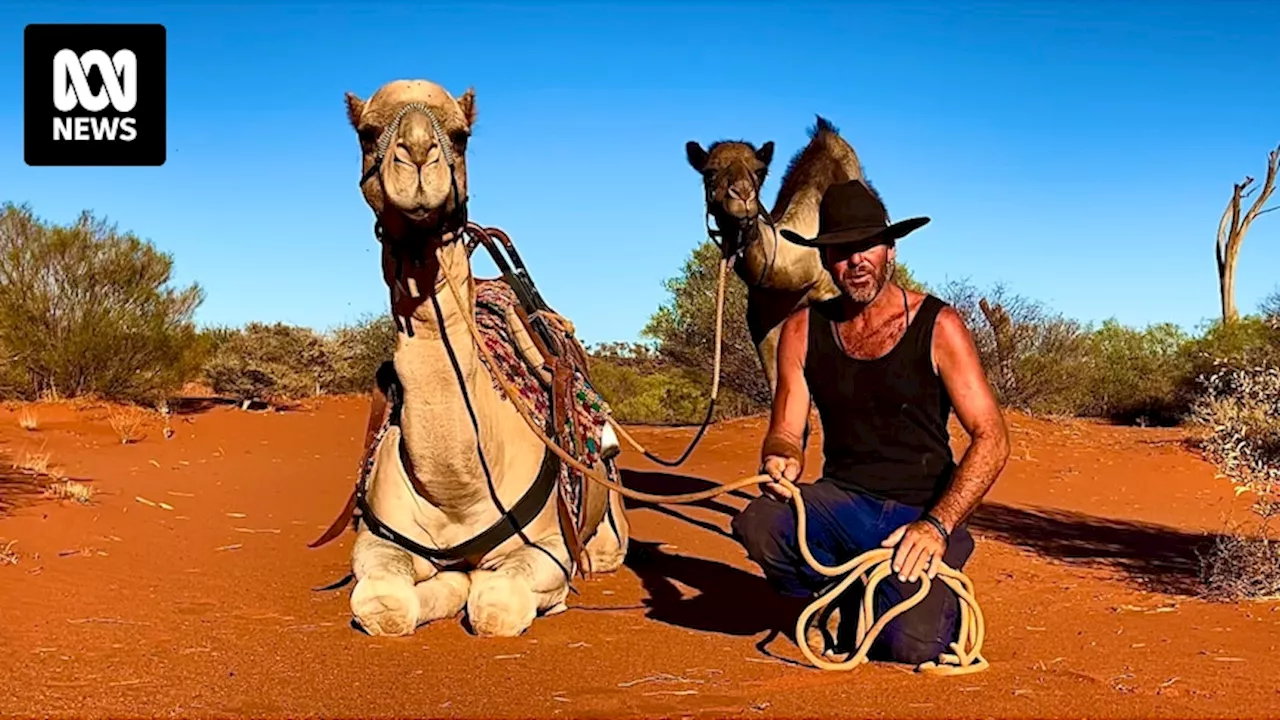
[2,397,1278,719]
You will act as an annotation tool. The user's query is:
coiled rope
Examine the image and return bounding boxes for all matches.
[436,264,988,675]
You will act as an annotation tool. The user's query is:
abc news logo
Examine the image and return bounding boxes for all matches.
[24,24,166,166]
[53,49,140,142]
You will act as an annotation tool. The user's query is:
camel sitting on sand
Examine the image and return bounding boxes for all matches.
[684,117,869,398]
[340,79,629,638]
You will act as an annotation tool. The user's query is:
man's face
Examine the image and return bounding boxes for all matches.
[822,240,896,303]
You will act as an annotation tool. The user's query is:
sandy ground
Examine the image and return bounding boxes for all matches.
[1,396,1278,719]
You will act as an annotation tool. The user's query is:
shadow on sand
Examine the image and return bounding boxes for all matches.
[0,467,51,516]
[967,503,1216,596]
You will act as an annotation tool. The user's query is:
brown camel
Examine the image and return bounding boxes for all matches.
[685,117,869,397]
[341,79,628,638]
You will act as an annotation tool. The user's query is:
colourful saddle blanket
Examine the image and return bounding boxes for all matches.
[472,278,618,542]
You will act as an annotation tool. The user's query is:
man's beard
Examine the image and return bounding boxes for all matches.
[839,259,893,303]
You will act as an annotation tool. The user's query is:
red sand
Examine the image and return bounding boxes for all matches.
[2,397,1278,719]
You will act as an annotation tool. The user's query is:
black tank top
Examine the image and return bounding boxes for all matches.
[803,292,955,507]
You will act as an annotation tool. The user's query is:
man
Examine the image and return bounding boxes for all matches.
[730,178,1010,665]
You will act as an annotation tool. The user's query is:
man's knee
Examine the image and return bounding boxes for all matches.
[731,495,794,565]
[880,626,948,666]
[870,578,960,665]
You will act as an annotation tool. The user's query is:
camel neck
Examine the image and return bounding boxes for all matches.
[387,241,498,514]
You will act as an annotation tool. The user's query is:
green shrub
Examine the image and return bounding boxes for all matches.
[202,322,333,404]
[586,342,761,425]
[1083,320,1192,425]
[325,313,397,394]
[0,202,205,404]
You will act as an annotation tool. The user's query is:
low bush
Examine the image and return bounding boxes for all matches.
[1188,361,1280,599]
[586,342,762,425]
[202,322,333,404]
[0,203,205,404]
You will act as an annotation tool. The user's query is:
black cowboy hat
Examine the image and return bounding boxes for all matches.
[779,179,930,249]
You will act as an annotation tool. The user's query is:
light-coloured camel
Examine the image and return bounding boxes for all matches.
[684,117,867,398]
[342,79,629,638]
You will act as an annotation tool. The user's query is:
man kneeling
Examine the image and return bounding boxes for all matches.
[731,179,1010,665]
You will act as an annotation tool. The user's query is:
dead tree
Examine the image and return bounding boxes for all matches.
[1216,144,1280,324]
[979,297,1018,402]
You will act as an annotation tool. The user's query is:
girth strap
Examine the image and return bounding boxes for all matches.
[356,432,562,567]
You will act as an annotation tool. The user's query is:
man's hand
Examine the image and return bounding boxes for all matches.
[881,519,947,583]
[760,454,800,501]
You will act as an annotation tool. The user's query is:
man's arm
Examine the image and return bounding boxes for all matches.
[882,305,1010,582]
[925,305,1010,534]
[758,309,811,498]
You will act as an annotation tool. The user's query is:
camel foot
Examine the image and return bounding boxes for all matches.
[351,576,421,637]
[466,570,538,637]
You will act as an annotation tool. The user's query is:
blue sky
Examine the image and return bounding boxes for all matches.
[2,1,1278,345]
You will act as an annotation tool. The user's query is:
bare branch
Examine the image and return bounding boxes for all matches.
[1258,205,1278,217]
[1239,145,1280,230]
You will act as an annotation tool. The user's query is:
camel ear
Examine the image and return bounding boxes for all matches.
[456,87,477,128]
[686,141,709,172]
[344,92,366,130]
[756,141,775,166]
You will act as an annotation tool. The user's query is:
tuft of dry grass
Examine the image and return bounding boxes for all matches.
[0,539,18,566]
[107,405,148,444]
[17,406,38,431]
[1198,529,1280,601]
[44,479,95,504]
[16,446,51,475]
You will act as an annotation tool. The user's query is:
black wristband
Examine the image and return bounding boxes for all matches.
[921,513,950,546]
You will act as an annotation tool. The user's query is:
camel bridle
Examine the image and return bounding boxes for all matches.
[360,101,476,336]
[359,101,470,245]
[702,162,779,289]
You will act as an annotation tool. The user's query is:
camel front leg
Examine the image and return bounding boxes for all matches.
[350,530,470,636]
[466,534,573,637]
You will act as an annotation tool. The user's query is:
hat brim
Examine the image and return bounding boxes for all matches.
[779,216,930,249]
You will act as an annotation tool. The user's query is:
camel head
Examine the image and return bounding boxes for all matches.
[345,79,477,241]
[685,139,775,229]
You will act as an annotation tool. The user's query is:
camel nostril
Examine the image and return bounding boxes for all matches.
[728,184,754,203]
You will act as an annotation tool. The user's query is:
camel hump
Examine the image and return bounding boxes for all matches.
[810,115,840,138]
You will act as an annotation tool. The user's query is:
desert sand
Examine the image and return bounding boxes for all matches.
[2,396,1277,719]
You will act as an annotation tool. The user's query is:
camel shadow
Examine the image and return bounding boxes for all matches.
[624,539,799,638]
[967,503,1217,596]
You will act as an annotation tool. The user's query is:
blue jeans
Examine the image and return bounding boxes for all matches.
[730,479,975,665]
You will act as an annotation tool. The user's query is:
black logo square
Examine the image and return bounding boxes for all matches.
[24,23,166,167]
